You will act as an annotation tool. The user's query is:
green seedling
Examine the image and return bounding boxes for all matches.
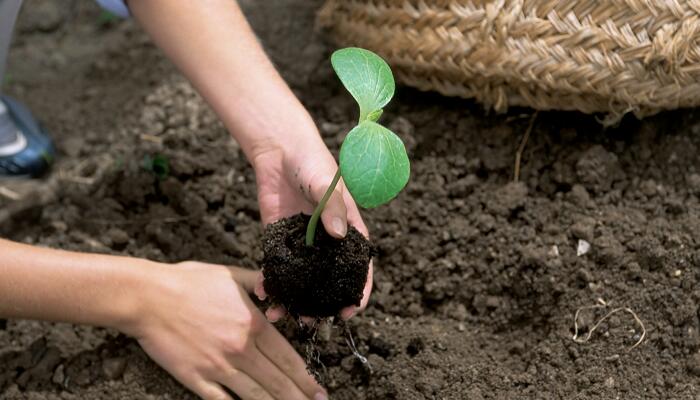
[97,10,118,27]
[143,154,170,180]
[305,48,410,246]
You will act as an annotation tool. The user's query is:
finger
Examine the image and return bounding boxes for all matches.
[191,379,233,400]
[227,267,261,294]
[240,349,313,400]
[360,259,374,310]
[340,306,356,320]
[309,172,348,239]
[217,368,273,400]
[265,306,286,323]
[255,273,267,301]
[255,327,327,400]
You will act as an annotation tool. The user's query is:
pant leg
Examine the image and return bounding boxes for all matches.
[0,0,23,93]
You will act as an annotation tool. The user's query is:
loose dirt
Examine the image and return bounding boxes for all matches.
[2,1,700,399]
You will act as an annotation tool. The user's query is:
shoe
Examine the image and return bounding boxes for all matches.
[0,96,54,178]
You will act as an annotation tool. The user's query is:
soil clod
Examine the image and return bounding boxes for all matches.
[261,214,371,317]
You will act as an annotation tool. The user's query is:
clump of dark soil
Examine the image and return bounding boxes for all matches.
[262,214,371,317]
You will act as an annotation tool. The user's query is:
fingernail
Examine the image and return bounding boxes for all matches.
[341,307,356,320]
[332,217,347,237]
[314,393,328,400]
[265,309,280,323]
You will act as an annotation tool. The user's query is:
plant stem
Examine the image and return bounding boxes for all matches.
[305,168,342,246]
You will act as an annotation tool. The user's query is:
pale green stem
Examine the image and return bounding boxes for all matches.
[305,168,343,246]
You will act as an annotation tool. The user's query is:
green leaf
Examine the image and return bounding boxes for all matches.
[339,121,410,208]
[331,48,395,123]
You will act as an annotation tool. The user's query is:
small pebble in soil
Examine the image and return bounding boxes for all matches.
[548,245,560,257]
[577,239,591,256]
[51,364,65,386]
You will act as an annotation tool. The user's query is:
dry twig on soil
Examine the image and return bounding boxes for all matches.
[513,112,538,182]
[573,300,646,350]
[0,183,57,225]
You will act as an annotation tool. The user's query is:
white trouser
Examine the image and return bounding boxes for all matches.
[0,0,23,93]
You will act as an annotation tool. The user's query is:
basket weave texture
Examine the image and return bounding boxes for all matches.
[318,0,700,121]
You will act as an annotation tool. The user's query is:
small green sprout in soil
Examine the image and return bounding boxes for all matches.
[262,48,411,318]
[305,47,411,246]
[143,154,170,180]
[97,10,119,28]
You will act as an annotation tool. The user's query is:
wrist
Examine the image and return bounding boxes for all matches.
[110,259,172,337]
[252,114,320,160]
[249,118,328,170]
[220,90,322,165]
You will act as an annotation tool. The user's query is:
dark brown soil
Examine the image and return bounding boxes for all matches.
[262,214,371,317]
[2,1,700,399]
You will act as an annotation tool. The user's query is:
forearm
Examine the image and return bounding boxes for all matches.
[0,238,156,332]
[130,0,320,161]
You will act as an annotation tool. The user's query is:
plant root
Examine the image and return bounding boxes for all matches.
[572,299,646,350]
[513,111,538,182]
[301,317,374,385]
[343,322,372,373]
[301,317,327,385]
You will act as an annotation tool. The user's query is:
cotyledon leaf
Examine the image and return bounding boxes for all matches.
[339,121,410,208]
[331,48,395,123]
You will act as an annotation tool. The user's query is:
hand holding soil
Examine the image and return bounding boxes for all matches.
[131,262,327,400]
[252,135,373,321]
[258,48,408,320]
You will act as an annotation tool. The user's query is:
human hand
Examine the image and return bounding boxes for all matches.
[251,135,373,321]
[125,261,327,400]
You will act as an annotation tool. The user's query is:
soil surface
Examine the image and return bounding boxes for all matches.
[262,214,371,317]
[2,1,700,399]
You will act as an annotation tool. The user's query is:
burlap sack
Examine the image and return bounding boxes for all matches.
[318,0,700,122]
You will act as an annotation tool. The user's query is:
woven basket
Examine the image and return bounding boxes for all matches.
[318,0,700,122]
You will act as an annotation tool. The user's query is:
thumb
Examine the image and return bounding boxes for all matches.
[309,172,348,239]
[227,267,261,294]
